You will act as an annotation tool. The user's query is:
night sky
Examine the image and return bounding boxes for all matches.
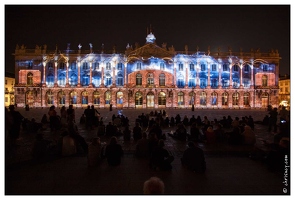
[5,5,290,75]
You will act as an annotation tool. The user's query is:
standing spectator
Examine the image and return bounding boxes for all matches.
[91,105,100,127]
[60,106,67,127]
[135,132,150,158]
[105,136,124,166]
[123,126,131,141]
[8,105,24,146]
[268,108,278,133]
[143,177,165,194]
[133,122,142,141]
[181,141,206,172]
[66,105,75,123]
[84,105,92,129]
[48,105,58,131]
[242,125,256,145]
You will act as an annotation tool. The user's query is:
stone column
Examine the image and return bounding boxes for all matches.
[101,63,104,87]
[218,63,222,88]
[185,62,188,87]
[239,61,243,88]
[124,62,127,86]
[42,61,46,86]
[174,63,177,86]
[196,61,200,88]
[207,62,211,89]
[89,62,93,87]
[66,61,69,87]
[77,62,81,87]
[54,61,58,86]
[229,63,232,88]
[250,64,254,89]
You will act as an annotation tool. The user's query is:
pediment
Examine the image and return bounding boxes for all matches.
[127,43,174,59]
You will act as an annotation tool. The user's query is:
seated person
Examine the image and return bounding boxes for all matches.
[150,139,174,170]
[61,131,77,156]
[32,133,52,160]
[88,137,102,167]
[135,132,150,158]
[133,122,142,141]
[242,125,256,145]
[181,141,206,172]
[168,123,187,141]
[105,136,124,166]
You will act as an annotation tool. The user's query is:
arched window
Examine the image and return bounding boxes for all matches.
[178,92,184,106]
[147,73,154,86]
[81,91,88,105]
[105,73,112,86]
[177,75,184,88]
[211,92,218,105]
[159,73,165,86]
[200,91,207,106]
[262,75,268,86]
[117,74,123,86]
[105,91,111,105]
[243,92,250,106]
[27,72,33,85]
[93,91,100,105]
[58,73,66,86]
[69,73,78,86]
[70,91,77,104]
[70,62,76,70]
[222,92,228,106]
[58,91,66,105]
[158,92,166,106]
[46,90,54,105]
[135,92,143,106]
[232,92,239,106]
[46,73,54,87]
[117,91,123,105]
[136,73,142,86]
[189,92,195,105]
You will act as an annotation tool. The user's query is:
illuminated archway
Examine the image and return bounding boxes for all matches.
[146,92,154,108]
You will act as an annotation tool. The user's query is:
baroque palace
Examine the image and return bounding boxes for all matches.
[13,31,280,109]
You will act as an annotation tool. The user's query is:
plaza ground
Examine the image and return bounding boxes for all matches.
[5,107,289,195]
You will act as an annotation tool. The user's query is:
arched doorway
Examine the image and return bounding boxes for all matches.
[232,92,239,106]
[211,92,218,106]
[200,91,207,106]
[105,91,111,106]
[46,90,54,106]
[26,90,36,107]
[93,91,100,105]
[146,92,154,108]
[158,92,166,108]
[135,91,143,108]
[243,92,250,107]
[189,91,195,107]
[261,92,269,108]
[117,91,124,108]
[222,92,228,106]
[81,91,88,105]
[70,91,77,105]
[58,91,66,106]
[177,92,184,107]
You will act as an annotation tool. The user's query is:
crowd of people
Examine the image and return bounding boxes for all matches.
[5,105,290,174]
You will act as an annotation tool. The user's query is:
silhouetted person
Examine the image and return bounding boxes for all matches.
[150,139,174,170]
[8,105,24,146]
[143,177,165,194]
[181,141,206,172]
[105,136,124,166]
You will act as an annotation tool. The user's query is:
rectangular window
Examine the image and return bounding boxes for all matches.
[117,63,123,70]
[263,65,268,72]
[179,64,183,71]
[233,65,239,72]
[5,97,8,102]
[137,63,141,70]
[211,64,217,71]
[244,65,249,72]
[201,64,206,71]
[223,64,228,71]
[106,63,111,70]
[190,64,194,71]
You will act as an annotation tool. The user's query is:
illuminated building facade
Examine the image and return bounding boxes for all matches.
[13,31,280,109]
[278,75,290,109]
[5,72,15,107]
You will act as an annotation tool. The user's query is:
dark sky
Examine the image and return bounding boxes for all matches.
[5,5,290,75]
